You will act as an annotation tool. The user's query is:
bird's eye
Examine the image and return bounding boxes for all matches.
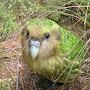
[44,33,50,39]
[26,31,29,38]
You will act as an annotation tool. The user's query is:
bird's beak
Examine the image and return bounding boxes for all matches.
[29,40,40,59]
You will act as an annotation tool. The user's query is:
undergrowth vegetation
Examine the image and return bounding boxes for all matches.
[0,0,90,90]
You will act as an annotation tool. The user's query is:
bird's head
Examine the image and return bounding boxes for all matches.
[21,22,61,60]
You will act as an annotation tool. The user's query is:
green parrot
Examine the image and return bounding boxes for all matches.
[21,18,86,83]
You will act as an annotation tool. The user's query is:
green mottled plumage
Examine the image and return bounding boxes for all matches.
[22,18,86,83]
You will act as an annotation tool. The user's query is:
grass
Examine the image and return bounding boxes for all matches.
[0,0,90,90]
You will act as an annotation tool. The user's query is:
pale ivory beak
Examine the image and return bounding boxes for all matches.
[30,40,40,59]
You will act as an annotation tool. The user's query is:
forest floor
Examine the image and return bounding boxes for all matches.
[0,18,90,90]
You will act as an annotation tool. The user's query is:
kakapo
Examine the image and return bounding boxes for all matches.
[21,18,86,83]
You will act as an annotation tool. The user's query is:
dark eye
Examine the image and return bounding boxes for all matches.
[44,33,50,39]
[26,31,29,38]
